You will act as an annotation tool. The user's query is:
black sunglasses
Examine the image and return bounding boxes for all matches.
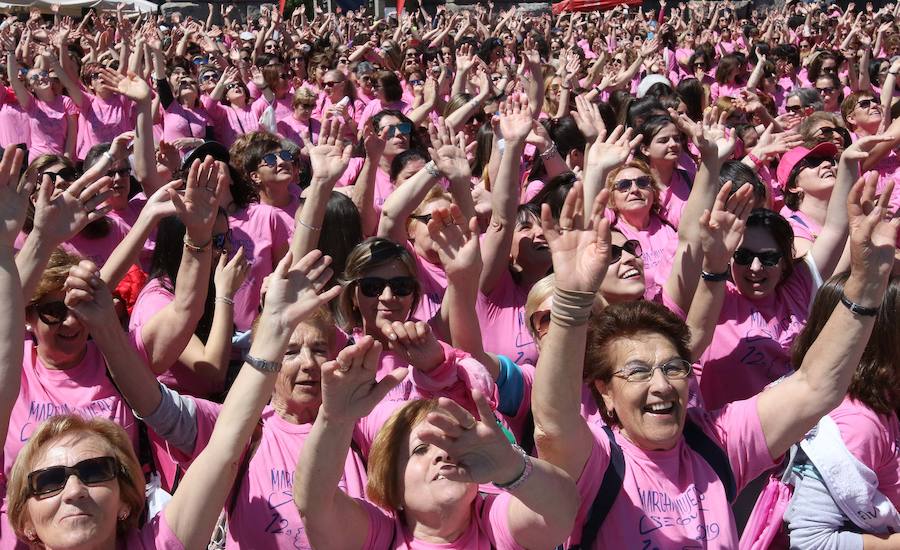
[106,167,130,178]
[410,213,432,224]
[785,105,803,114]
[259,150,294,167]
[857,98,880,110]
[225,82,243,92]
[733,248,783,267]
[34,301,69,325]
[613,176,653,192]
[357,276,416,298]
[41,168,80,184]
[385,122,412,137]
[28,456,120,498]
[815,86,835,95]
[611,239,642,263]
[213,229,232,251]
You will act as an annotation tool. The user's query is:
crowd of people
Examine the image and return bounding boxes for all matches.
[0,0,898,548]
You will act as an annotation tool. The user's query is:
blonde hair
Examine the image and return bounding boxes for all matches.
[524,274,555,342]
[604,160,660,212]
[8,416,145,544]
[29,248,82,307]
[292,87,317,110]
[366,399,438,509]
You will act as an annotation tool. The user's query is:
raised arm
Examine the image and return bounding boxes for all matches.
[6,52,32,110]
[533,183,612,480]
[757,177,898,459]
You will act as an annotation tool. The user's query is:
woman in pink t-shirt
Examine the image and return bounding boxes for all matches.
[72,62,135,161]
[635,115,696,228]
[294,336,579,550]
[531,180,896,549]
[276,87,321,147]
[202,68,260,148]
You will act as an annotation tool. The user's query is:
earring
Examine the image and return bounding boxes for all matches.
[25,529,35,541]
[117,511,129,521]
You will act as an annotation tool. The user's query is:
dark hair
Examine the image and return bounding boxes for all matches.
[715,54,743,85]
[869,57,890,87]
[318,192,364,287]
[720,160,767,206]
[792,272,900,415]
[644,82,675,99]
[744,209,795,282]
[676,78,705,121]
[527,171,578,221]
[372,110,425,154]
[389,149,429,182]
[545,117,586,160]
[773,43,801,68]
[608,90,634,125]
[807,51,838,83]
[784,155,834,211]
[471,124,494,179]
[634,115,677,162]
[240,131,283,183]
[626,97,666,129]
[585,301,693,425]
[376,71,403,102]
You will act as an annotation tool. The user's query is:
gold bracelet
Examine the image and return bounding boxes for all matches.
[183,235,212,252]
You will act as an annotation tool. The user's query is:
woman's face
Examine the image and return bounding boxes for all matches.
[274,321,332,411]
[322,72,347,103]
[27,289,89,368]
[199,70,219,94]
[794,157,836,200]
[400,420,478,513]
[176,76,199,103]
[294,99,314,122]
[104,160,131,211]
[595,332,690,451]
[510,212,551,279]
[27,69,52,93]
[24,435,127,549]
[807,120,844,152]
[353,259,416,335]
[642,123,682,164]
[253,148,295,188]
[547,77,562,102]
[377,115,410,159]
[599,232,645,303]
[225,82,248,105]
[731,225,786,299]
[814,77,839,111]
[848,95,883,130]
[610,167,655,218]
[407,198,451,262]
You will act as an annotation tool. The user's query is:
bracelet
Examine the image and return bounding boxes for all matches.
[215,296,235,306]
[183,235,212,252]
[550,287,596,327]
[492,444,533,491]
[297,219,321,231]
[839,292,879,316]
[747,152,765,167]
[102,150,116,163]
[539,141,558,159]
[424,160,441,178]
[701,268,729,282]
[245,354,282,373]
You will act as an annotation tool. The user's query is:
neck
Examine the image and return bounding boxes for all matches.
[619,208,652,230]
[378,155,395,174]
[405,501,472,544]
[798,192,830,227]
[34,89,55,102]
[36,345,87,371]
[271,396,318,425]
[651,161,675,187]
[46,533,117,550]
[855,123,879,137]
[231,97,247,108]
[261,184,292,208]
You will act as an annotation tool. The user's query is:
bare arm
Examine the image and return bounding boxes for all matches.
[6,52,32,110]
[377,165,440,243]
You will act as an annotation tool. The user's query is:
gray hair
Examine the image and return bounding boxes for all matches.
[787,87,825,112]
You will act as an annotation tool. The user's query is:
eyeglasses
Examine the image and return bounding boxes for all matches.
[322,80,341,88]
[785,105,803,114]
[410,213,432,224]
[360,75,374,84]
[34,301,70,326]
[289,57,304,64]
[732,248,783,267]
[613,176,653,192]
[610,239,642,263]
[192,56,209,65]
[280,72,293,80]
[815,86,835,95]
[384,122,412,137]
[296,102,315,110]
[225,82,243,92]
[89,72,102,81]
[405,51,418,58]
[28,456,120,498]
[856,98,880,111]
[29,71,49,82]
[338,58,350,64]
[106,167,130,179]
[357,276,416,298]
[259,150,294,167]
[41,168,80,184]
[409,79,424,86]
[212,228,232,252]
[814,126,837,141]
[200,72,219,82]
[612,358,693,383]
[491,74,503,82]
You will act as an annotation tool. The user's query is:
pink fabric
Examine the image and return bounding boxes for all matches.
[695,264,815,410]
[614,213,678,302]
[475,270,538,367]
[358,99,411,126]
[65,216,132,268]
[251,96,294,125]
[162,102,209,146]
[276,115,320,146]
[27,95,78,158]
[710,81,744,101]
[75,91,134,160]
[334,156,365,188]
[779,205,820,245]
[313,95,365,125]
[202,96,260,147]
[118,511,185,549]
[229,203,292,331]
[408,243,448,324]
[0,87,31,149]
[657,169,693,228]
[569,396,777,548]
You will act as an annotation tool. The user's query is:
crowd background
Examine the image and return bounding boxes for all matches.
[0,0,897,548]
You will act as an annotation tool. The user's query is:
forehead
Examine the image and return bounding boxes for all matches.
[378,115,402,129]
[607,332,680,366]
[288,321,332,347]
[362,258,411,278]
[617,167,649,179]
[741,225,780,251]
[32,433,112,470]
[653,124,680,138]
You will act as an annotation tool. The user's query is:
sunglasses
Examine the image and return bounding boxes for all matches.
[212,229,232,252]
[733,248,783,267]
[357,276,416,298]
[280,72,293,80]
[409,79,424,86]
[815,86,835,95]
[259,150,294,167]
[289,57,304,64]
[34,301,70,326]
[106,167,130,179]
[192,56,209,65]
[322,80,341,88]
[385,122,412,137]
[613,176,653,192]
[41,168,80,184]
[225,82,243,92]
[28,456,119,498]
[410,213,432,224]
[611,239,642,263]
[857,98,880,110]
[29,71,49,82]
[200,72,219,82]
[785,105,803,114]
[89,72,102,81]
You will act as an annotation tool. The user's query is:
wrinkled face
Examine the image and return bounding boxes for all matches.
[264,40,278,54]
[609,167,655,218]
[27,69,52,92]
[27,289,89,368]
[785,95,803,115]
[642,123,682,163]
[294,99,314,122]
[274,321,333,410]
[848,95,883,130]
[510,211,551,278]
[407,197,451,262]
[731,225,786,299]
[352,259,415,335]
[399,420,478,514]
[377,115,410,160]
[176,76,199,102]
[794,157,836,199]
[199,71,219,93]
[599,231,645,303]
[595,332,690,451]
[24,435,127,549]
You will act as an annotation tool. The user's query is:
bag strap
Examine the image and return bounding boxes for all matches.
[682,418,737,502]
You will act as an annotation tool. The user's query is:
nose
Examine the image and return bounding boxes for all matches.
[647,366,674,391]
[60,474,89,502]
[749,256,764,271]
[378,284,395,301]
[298,347,317,371]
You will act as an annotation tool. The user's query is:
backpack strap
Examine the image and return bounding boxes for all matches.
[563,425,627,550]
[682,418,737,502]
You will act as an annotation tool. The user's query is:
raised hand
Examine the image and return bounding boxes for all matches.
[260,249,342,334]
[498,94,533,145]
[171,156,222,245]
[427,205,482,281]
[214,246,250,300]
[321,335,407,423]
[381,320,445,371]
[300,117,352,185]
[109,131,135,162]
[586,125,643,172]
[541,182,612,293]
[698,181,755,271]
[64,260,117,328]
[428,118,471,182]
[841,134,895,162]
[692,107,736,162]
[0,145,28,248]
[99,68,151,103]
[846,177,900,287]
[32,170,114,248]
[570,95,606,144]
[456,43,476,74]
[417,391,524,485]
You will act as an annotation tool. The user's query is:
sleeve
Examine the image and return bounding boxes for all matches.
[360,500,399,549]
[483,492,528,549]
[62,96,79,116]
[200,95,225,120]
[134,382,200,456]
[409,342,498,416]
[784,470,865,550]
[157,78,175,109]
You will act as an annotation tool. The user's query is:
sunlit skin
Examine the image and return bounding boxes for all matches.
[353,259,416,337]
[730,225,786,300]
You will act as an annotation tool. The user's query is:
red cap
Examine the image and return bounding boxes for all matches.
[776,142,839,188]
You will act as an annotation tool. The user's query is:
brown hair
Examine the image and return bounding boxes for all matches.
[791,272,900,415]
[366,399,438,509]
[29,248,81,307]
[841,91,877,128]
[8,416,145,543]
[585,301,692,425]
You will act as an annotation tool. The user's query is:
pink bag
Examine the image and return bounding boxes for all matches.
[739,475,793,550]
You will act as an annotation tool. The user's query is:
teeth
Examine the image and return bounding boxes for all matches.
[436,475,446,480]
[648,402,673,412]
[622,269,639,278]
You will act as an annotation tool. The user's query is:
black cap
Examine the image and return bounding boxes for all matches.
[181,141,230,171]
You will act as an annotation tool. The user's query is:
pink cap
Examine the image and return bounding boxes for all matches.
[776,142,839,188]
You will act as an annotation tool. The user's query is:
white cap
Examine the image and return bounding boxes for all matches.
[637,74,672,98]
[239,31,255,41]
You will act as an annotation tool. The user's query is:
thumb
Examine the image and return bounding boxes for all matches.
[371,367,409,402]
[472,389,495,423]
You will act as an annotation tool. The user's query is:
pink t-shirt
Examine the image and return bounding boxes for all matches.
[475,270,538,367]
[779,205,821,245]
[568,395,777,548]
[409,245,447,324]
[65,216,132,268]
[229,203,292,331]
[696,259,816,410]
[75,91,134,160]
[251,96,294,125]
[657,169,693,229]
[614,213,678,302]
[162,102,209,146]
[129,278,222,398]
[27,95,78,158]
[830,396,900,506]
[202,96,260,147]
[358,99,411,126]
[118,511,185,549]
[0,87,30,149]
[335,156,365,188]
[276,115,320,147]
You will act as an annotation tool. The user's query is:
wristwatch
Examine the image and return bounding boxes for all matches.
[245,354,282,373]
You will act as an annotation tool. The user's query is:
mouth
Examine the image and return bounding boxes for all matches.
[533,242,549,251]
[293,380,318,387]
[620,267,641,279]
[642,401,676,415]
